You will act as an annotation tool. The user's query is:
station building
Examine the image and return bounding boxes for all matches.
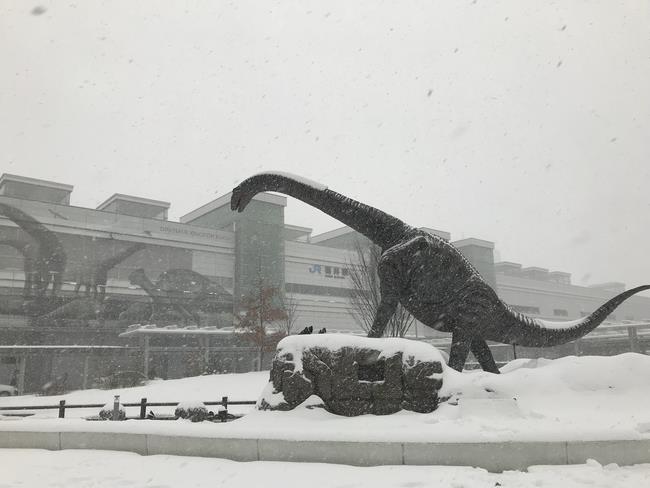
[1,173,649,393]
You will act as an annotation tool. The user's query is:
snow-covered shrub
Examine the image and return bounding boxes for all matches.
[175,401,209,422]
[98,402,126,420]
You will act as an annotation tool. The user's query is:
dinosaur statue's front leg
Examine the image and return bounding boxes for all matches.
[368,297,398,337]
[367,253,402,338]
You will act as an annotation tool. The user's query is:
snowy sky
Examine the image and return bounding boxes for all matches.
[1,1,649,291]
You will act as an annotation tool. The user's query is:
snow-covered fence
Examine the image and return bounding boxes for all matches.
[0,396,256,420]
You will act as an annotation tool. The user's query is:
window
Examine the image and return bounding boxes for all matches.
[511,305,540,315]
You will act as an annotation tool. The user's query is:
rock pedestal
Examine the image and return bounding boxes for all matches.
[258,335,445,416]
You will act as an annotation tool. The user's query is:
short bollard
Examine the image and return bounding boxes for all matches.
[219,396,228,422]
[58,400,66,419]
[112,395,120,421]
[140,397,147,419]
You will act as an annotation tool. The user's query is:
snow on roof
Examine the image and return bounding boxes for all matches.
[119,324,241,337]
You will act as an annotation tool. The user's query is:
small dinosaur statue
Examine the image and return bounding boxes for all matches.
[231,172,650,373]
[0,202,67,298]
[128,268,232,325]
[72,242,146,301]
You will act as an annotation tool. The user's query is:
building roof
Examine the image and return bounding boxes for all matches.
[521,266,549,273]
[452,238,495,249]
[179,191,287,224]
[96,193,171,211]
[0,173,73,193]
[549,271,571,277]
[284,224,312,241]
[120,325,246,337]
[310,226,356,244]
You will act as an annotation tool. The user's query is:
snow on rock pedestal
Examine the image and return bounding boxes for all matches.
[258,335,446,416]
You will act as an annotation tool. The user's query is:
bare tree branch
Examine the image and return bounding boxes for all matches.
[278,292,299,335]
[347,239,414,337]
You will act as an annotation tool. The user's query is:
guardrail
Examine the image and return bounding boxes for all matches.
[0,396,257,421]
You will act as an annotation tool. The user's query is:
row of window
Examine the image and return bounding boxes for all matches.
[285,282,354,298]
[512,305,571,317]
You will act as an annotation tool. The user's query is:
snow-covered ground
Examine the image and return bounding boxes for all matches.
[1,353,650,445]
[0,371,268,418]
[1,449,648,488]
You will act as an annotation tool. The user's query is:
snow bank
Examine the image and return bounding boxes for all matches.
[0,371,268,419]
[2,448,649,488]
[1,354,650,445]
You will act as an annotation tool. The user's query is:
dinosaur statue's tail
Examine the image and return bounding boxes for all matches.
[231,172,414,250]
[501,284,650,347]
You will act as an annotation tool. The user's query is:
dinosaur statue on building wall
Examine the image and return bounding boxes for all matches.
[0,237,38,298]
[0,202,67,298]
[72,241,147,301]
[231,172,650,374]
[128,268,233,325]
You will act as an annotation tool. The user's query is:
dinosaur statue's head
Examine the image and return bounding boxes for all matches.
[128,268,148,286]
[230,179,256,213]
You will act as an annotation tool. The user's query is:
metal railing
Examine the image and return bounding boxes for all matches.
[0,396,257,421]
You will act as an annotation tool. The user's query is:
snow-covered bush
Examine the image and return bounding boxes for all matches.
[98,402,126,420]
[175,401,209,422]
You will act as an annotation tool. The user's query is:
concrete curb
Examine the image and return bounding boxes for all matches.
[0,430,648,471]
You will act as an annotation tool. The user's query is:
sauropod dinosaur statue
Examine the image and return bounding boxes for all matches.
[0,202,66,297]
[128,268,232,325]
[231,172,650,373]
[0,237,38,298]
[72,242,146,301]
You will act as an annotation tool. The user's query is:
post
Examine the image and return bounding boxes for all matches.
[17,354,27,395]
[58,400,66,419]
[82,355,90,390]
[140,397,147,419]
[627,326,639,353]
[573,339,581,356]
[203,337,210,373]
[112,395,120,421]
[220,395,228,422]
[143,336,150,379]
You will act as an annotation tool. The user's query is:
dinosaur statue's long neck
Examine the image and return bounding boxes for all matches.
[0,203,64,252]
[243,173,414,249]
[100,243,145,271]
[499,284,650,347]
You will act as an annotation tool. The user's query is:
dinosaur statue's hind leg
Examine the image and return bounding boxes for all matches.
[470,338,500,374]
[448,328,472,372]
